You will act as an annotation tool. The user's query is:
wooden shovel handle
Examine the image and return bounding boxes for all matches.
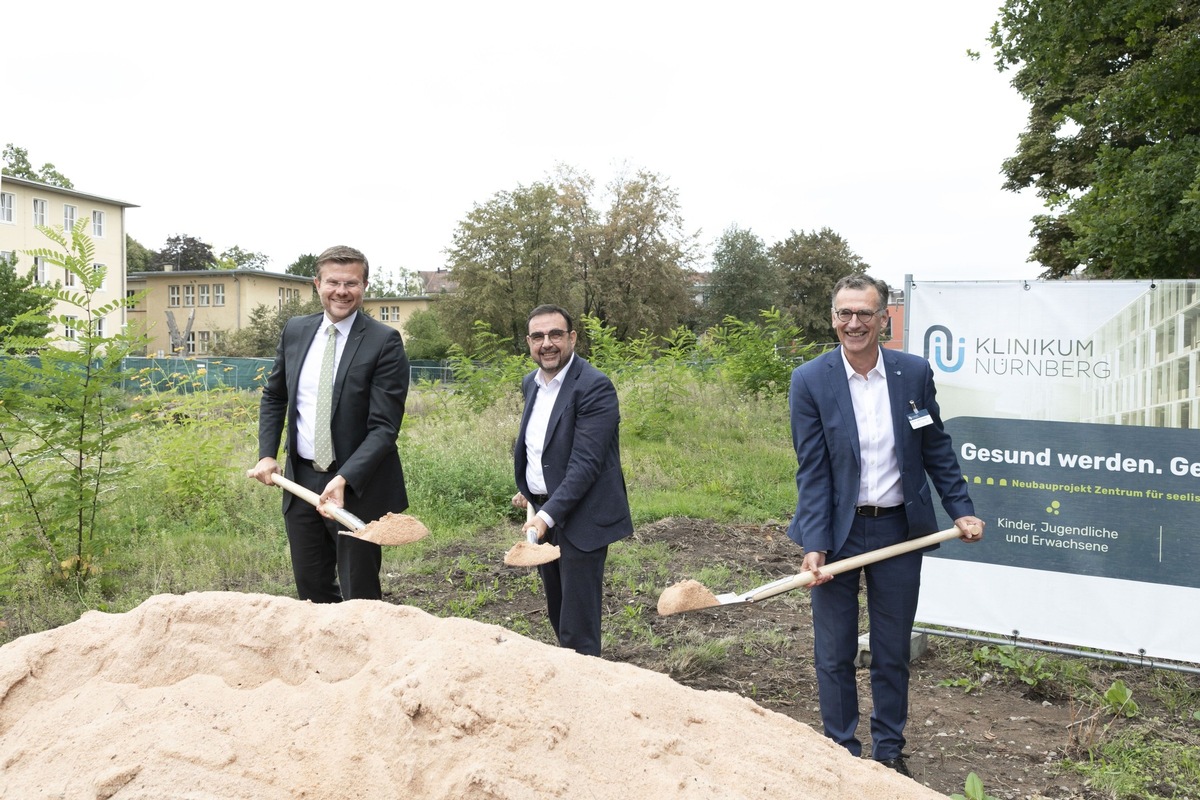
[270,472,367,531]
[745,526,965,604]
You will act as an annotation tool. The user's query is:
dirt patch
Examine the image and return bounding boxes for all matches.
[399,517,1200,800]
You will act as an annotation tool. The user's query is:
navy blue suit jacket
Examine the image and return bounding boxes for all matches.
[786,346,973,558]
[258,310,409,522]
[514,356,633,552]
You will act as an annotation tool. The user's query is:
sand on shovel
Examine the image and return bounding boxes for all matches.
[657,578,721,616]
[343,511,429,546]
[503,539,561,567]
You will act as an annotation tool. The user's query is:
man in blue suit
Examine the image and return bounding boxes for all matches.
[513,304,633,657]
[787,274,984,778]
[248,245,409,603]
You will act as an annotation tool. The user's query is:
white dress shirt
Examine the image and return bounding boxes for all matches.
[841,347,904,508]
[524,354,575,527]
[296,312,355,461]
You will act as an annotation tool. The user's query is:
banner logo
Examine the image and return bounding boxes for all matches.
[924,325,965,372]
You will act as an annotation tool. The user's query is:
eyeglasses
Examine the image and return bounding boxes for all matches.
[321,279,363,291]
[527,329,569,344]
[833,308,882,323]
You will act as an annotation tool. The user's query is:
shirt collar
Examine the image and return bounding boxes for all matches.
[534,353,575,389]
[322,311,357,336]
[839,346,886,381]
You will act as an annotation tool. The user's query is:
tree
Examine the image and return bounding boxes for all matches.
[770,227,870,346]
[403,306,453,360]
[210,296,322,357]
[2,144,74,189]
[0,253,53,346]
[216,245,269,271]
[705,225,781,325]
[565,168,698,341]
[287,254,318,277]
[154,235,216,272]
[444,181,577,350]
[368,266,424,297]
[0,222,146,584]
[126,235,153,273]
[990,1,1200,278]
[444,166,699,351]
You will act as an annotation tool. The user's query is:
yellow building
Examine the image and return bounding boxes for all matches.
[0,174,136,342]
[127,269,431,356]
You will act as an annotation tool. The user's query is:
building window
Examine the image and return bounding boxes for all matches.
[63,204,77,232]
[64,316,78,340]
[390,306,400,320]
[92,210,105,237]
[93,263,106,290]
[33,257,47,284]
[32,198,46,227]
[380,306,391,322]
[213,284,225,307]
[0,250,11,262]
[168,285,180,307]
[93,317,106,338]
[0,192,13,223]
[65,266,76,287]
[198,331,211,354]
[198,284,210,306]
[183,285,195,307]
[186,331,196,355]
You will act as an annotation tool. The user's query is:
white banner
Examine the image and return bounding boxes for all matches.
[907,279,1200,664]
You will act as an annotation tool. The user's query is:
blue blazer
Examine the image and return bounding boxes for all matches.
[786,346,973,558]
[514,356,633,552]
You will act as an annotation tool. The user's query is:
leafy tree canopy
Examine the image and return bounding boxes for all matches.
[705,225,781,326]
[444,166,698,352]
[210,295,322,358]
[216,245,269,271]
[368,266,424,297]
[403,306,453,360]
[153,235,217,272]
[287,254,318,277]
[991,0,1200,278]
[126,235,154,274]
[0,252,54,348]
[2,144,74,189]
[770,227,870,346]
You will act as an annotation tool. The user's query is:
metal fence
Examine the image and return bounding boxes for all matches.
[119,357,453,393]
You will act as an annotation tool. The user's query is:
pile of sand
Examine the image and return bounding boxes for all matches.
[0,593,942,799]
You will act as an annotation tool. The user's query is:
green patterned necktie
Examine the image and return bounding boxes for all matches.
[312,323,337,471]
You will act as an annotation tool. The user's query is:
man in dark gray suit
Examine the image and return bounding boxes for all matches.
[513,304,633,656]
[788,274,984,778]
[248,245,409,602]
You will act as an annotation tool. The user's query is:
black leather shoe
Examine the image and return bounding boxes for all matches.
[877,755,913,778]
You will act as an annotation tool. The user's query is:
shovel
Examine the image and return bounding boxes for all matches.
[657,525,969,616]
[270,473,429,546]
[503,502,561,567]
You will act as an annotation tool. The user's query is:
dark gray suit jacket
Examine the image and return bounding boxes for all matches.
[258,310,409,522]
[786,346,973,558]
[514,356,633,552]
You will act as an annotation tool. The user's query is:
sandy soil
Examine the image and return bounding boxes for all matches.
[0,592,942,800]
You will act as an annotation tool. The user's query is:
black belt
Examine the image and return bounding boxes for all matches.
[296,457,337,474]
[529,493,549,505]
[856,504,903,517]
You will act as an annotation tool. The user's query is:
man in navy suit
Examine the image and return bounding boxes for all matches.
[513,304,633,656]
[787,274,984,778]
[248,245,409,602]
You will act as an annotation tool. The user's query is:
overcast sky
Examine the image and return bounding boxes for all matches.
[7,1,1044,291]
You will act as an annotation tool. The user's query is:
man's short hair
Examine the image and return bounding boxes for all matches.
[315,245,370,283]
[832,274,889,311]
[527,304,574,331]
